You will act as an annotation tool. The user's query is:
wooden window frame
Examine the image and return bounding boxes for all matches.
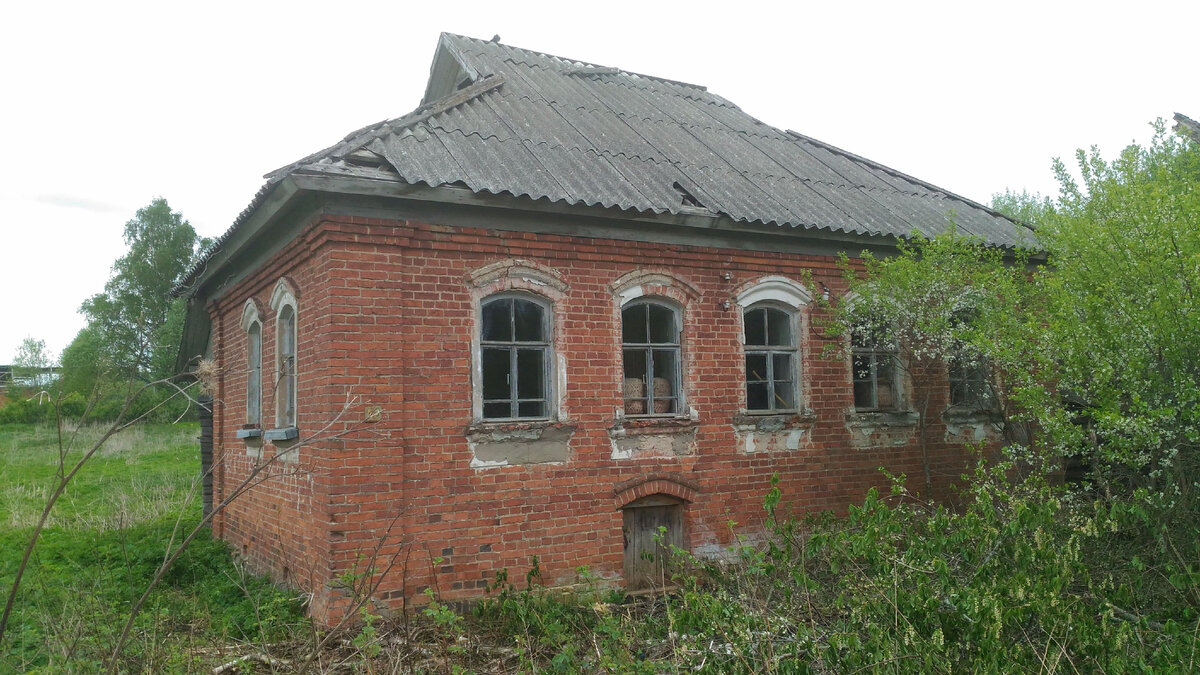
[743,304,799,413]
[621,299,684,417]
[479,293,553,421]
[851,323,901,412]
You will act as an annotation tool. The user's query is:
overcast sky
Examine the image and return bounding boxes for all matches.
[2,0,1197,362]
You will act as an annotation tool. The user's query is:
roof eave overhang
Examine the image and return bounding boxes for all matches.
[287,172,925,256]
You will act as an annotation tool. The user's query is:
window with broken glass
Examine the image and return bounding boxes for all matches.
[622,301,682,416]
[851,322,900,411]
[743,306,797,412]
[481,295,550,420]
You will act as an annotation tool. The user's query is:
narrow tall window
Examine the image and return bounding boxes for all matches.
[851,323,899,411]
[744,306,796,411]
[481,295,550,419]
[247,322,262,426]
[277,305,297,428]
[622,301,681,416]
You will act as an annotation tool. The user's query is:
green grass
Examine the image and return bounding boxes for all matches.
[0,422,307,673]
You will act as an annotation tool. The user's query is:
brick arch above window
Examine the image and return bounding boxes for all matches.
[735,275,813,309]
[240,298,263,332]
[611,268,700,307]
[612,474,701,509]
[467,259,568,298]
[269,277,299,314]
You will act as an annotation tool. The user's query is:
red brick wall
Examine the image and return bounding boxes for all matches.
[209,212,986,623]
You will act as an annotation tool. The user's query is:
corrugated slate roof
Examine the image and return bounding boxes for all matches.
[176,33,1033,297]
[296,33,1029,244]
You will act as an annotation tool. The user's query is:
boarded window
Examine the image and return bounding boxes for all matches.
[744,306,796,411]
[622,301,681,415]
[481,296,550,419]
[851,323,899,411]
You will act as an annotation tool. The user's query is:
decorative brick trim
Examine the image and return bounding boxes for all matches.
[613,474,701,509]
[611,268,700,305]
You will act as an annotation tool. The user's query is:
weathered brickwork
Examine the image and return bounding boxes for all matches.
[209,213,989,623]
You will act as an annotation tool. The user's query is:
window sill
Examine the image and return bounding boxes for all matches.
[942,407,1004,424]
[611,416,697,435]
[468,418,563,434]
[733,410,817,432]
[236,427,263,440]
[264,426,299,442]
[846,410,919,428]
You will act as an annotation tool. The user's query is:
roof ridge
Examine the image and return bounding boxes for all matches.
[783,130,1034,233]
[444,32,712,94]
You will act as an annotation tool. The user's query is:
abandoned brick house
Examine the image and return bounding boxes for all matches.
[174,33,1033,621]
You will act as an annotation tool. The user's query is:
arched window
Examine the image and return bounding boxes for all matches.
[247,322,262,426]
[480,294,551,419]
[240,300,263,429]
[622,300,682,416]
[277,305,297,428]
[269,278,299,433]
[851,321,900,411]
[743,305,797,411]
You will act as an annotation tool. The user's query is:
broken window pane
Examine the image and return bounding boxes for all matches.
[648,304,677,344]
[481,298,512,342]
[513,299,544,342]
[622,305,647,344]
[745,308,766,346]
[766,308,791,346]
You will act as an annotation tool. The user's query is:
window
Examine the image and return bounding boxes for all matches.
[277,305,297,428]
[851,322,900,411]
[949,354,992,409]
[744,306,796,411]
[622,301,681,415]
[247,321,262,426]
[480,295,550,419]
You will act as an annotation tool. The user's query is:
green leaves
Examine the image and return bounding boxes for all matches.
[81,198,200,382]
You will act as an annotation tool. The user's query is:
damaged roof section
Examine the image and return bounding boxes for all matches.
[176,32,1035,297]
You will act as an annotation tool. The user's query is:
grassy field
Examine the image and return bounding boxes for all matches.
[0,422,305,673]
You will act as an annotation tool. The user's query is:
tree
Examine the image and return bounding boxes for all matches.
[10,337,54,391]
[57,327,106,397]
[840,119,1200,640]
[990,188,1055,227]
[80,198,201,381]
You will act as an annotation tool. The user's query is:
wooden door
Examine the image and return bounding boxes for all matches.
[622,496,683,591]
